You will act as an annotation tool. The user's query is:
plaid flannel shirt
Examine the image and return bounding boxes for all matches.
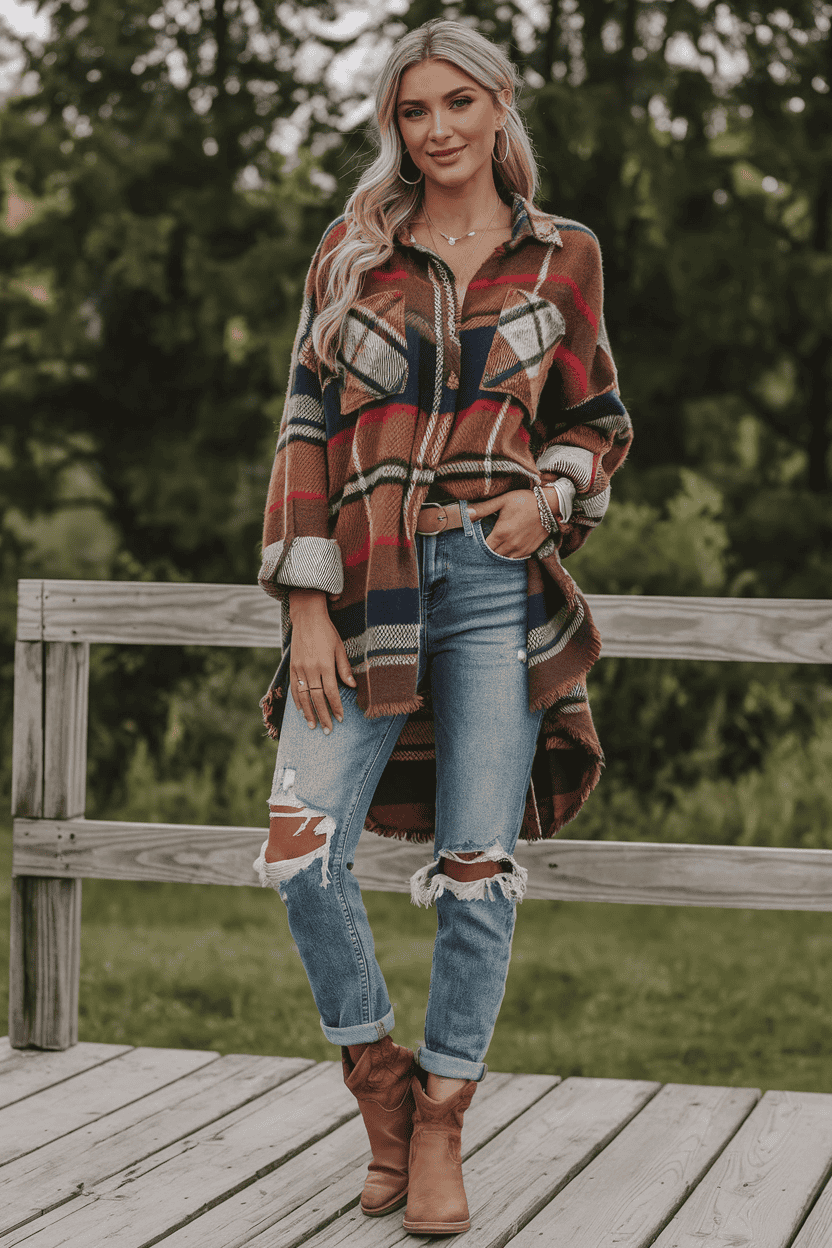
[259,195,633,840]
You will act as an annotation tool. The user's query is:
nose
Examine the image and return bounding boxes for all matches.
[429,108,450,141]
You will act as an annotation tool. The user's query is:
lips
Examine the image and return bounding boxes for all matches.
[429,145,466,158]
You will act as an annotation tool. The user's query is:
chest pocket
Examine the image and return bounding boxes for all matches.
[336,290,409,415]
[481,288,566,418]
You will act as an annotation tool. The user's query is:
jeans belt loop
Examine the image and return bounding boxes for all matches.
[459,499,474,538]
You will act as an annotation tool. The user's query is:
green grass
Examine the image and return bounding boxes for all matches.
[2,823,831,1093]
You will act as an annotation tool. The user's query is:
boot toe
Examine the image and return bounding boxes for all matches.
[360,1178,408,1216]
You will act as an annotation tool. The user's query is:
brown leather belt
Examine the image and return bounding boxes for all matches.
[415,502,466,535]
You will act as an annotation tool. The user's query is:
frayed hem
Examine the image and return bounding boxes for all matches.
[364,816,435,843]
[521,757,604,840]
[363,695,424,719]
[529,666,600,719]
[260,687,284,739]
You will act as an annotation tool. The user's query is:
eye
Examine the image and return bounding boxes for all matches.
[451,96,473,108]
[403,107,426,119]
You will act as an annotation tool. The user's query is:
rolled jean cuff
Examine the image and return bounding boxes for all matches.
[416,1045,487,1083]
[319,1006,395,1047]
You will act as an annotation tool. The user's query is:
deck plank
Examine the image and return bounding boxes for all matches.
[0,1046,216,1166]
[160,1071,557,1248]
[0,1053,311,1237]
[0,1042,131,1111]
[512,1082,760,1248]
[0,1062,357,1247]
[298,1076,660,1248]
[791,1171,832,1247]
[651,1090,832,1248]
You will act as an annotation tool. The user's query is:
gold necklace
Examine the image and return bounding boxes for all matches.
[422,197,503,300]
[422,201,502,246]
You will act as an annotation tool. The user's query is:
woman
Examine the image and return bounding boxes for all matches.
[254,18,632,1236]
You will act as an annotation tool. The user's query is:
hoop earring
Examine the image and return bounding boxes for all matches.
[493,126,510,164]
[397,150,423,185]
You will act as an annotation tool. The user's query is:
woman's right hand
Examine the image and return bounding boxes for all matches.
[288,589,356,733]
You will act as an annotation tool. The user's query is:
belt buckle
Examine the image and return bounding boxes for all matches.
[417,504,447,535]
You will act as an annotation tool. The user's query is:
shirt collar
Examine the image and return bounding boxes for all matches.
[395,193,563,249]
[507,194,563,249]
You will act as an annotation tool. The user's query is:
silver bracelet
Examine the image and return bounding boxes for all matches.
[533,485,557,535]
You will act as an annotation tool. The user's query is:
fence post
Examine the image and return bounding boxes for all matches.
[9,641,89,1049]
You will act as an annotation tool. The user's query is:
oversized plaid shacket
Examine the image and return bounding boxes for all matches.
[258,194,633,842]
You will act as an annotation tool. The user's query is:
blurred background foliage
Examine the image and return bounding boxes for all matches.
[1,0,831,843]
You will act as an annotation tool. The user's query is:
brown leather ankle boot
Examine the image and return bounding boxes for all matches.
[342,1036,416,1216]
[402,1074,477,1234]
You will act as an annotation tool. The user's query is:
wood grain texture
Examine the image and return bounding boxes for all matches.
[588,594,832,663]
[651,1090,832,1248]
[0,1053,311,1237]
[299,1076,661,1248]
[357,837,832,911]
[43,643,88,821]
[512,1082,760,1248]
[11,643,90,1050]
[791,1173,832,1247]
[164,1072,541,1248]
[8,877,81,1050]
[13,819,832,912]
[20,578,832,664]
[0,1062,356,1248]
[12,818,266,886]
[38,579,282,648]
[8,881,27,1049]
[16,580,42,642]
[11,643,43,819]
[163,1071,558,1248]
[0,1040,130,1111]
[0,1046,216,1168]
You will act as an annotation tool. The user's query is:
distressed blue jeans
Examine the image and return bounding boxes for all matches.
[255,504,544,1082]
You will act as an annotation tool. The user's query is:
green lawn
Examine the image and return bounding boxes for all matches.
[2,822,831,1093]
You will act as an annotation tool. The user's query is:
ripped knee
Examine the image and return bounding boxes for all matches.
[410,844,528,906]
[440,851,505,883]
[253,767,336,890]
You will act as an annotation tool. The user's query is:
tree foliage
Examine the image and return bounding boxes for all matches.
[1,0,830,835]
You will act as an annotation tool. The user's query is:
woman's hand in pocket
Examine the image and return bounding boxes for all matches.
[288,590,356,733]
[468,490,553,559]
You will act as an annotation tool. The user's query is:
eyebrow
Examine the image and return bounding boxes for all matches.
[397,86,478,110]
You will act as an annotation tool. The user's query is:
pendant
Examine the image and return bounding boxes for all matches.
[442,230,476,246]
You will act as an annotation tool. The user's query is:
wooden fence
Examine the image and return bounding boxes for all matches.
[10,578,832,1051]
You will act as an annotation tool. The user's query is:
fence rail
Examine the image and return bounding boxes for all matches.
[10,579,832,1050]
[15,578,832,662]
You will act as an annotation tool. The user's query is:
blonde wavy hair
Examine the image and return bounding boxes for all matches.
[312,19,540,372]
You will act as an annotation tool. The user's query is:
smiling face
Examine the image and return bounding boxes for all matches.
[396,58,509,191]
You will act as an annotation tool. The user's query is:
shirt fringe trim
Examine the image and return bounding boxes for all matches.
[363,814,435,843]
[260,687,283,739]
[528,636,602,714]
[363,695,424,719]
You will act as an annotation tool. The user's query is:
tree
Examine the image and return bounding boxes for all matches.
[1,0,830,835]
[0,0,382,806]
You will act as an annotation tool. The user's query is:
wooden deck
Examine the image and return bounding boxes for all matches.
[2,1041,832,1248]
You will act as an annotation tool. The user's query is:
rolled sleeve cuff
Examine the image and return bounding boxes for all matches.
[552,477,576,523]
[258,536,344,598]
[535,473,576,524]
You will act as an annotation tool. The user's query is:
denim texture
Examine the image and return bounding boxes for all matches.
[259,503,544,1081]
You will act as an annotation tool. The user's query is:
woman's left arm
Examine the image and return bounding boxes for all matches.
[473,232,633,560]
[533,231,633,559]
